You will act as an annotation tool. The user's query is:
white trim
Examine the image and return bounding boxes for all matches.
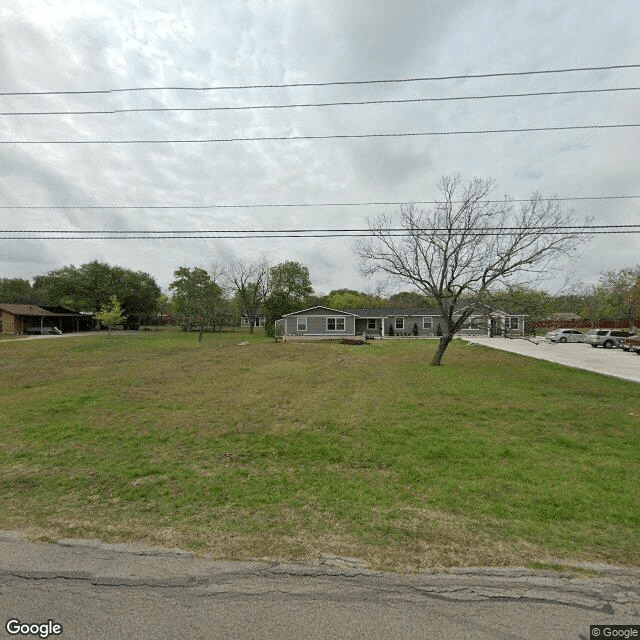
[326,316,346,331]
[297,317,307,331]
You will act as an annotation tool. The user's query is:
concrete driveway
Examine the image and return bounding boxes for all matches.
[463,337,640,383]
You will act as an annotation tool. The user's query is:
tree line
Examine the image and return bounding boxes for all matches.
[1,259,637,336]
[2,174,637,364]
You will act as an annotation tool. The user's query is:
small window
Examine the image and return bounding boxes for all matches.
[509,317,519,330]
[423,317,432,329]
[327,317,345,331]
[395,318,404,330]
[297,317,307,331]
[367,319,377,330]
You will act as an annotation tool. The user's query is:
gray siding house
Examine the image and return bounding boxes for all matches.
[276,306,527,340]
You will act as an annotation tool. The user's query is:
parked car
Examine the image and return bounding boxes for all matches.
[584,329,636,348]
[24,327,62,335]
[545,328,586,343]
[621,335,640,354]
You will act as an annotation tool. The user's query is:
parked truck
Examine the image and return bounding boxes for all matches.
[622,335,640,353]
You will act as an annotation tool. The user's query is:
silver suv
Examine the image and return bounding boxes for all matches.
[584,329,635,349]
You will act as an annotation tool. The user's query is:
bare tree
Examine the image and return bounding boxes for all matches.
[355,173,589,365]
[225,256,271,333]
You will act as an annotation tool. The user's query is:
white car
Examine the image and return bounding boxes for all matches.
[545,328,586,343]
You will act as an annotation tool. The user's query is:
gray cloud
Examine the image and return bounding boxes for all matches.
[0,0,638,294]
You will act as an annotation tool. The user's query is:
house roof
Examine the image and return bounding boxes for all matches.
[280,304,527,320]
[0,303,82,317]
[282,305,360,317]
[344,307,440,318]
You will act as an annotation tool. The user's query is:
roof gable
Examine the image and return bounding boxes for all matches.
[0,303,83,317]
[282,305,360,317]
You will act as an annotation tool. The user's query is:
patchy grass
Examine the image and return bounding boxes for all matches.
[0,331,638,570]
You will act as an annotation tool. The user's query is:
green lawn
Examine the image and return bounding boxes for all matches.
[0,331,638,570]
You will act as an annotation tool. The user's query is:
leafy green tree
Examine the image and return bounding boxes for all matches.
[0,278,33,303]
[388,291,435,309]
[95,296,125,338]
[32,261,160,322]
[487,286,554,321]
[326,289,386,309]
[598,266,640,327]
[263,290,294,337]
[302,293,329,307]
[169,267,226,342]
[578,284,609,327]
[263,261,314,336]
[269,261,314,301]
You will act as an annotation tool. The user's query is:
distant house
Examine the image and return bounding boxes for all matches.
[240,314,267,328]
[275,305,526,340]
[0,303,92,334]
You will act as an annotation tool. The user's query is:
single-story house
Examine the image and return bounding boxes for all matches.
[240,314,267,328]
[276,305,527,340]
[0,303,92,334]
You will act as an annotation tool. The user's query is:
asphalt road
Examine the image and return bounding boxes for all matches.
[1,532,638,640]
[463,337,640,383]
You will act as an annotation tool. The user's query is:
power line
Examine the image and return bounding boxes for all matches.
[1,195,639,210]
[1,63,638,96]
[2,86,638,117]
[2,225,638,233]
[2,226,638,239]
[2,232,638,239]
[1,122,639,144]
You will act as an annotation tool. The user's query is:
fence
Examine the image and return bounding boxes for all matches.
[532,319,639,329]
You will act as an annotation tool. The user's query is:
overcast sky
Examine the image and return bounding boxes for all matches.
[1,0,638,296]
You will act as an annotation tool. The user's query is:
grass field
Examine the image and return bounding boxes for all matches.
[1,330,638,571]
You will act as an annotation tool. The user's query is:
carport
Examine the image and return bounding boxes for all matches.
[0,303,91,334]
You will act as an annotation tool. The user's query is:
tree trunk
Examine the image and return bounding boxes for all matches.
[249,319,255,334]
[198,321,205,342]
[431,334,454,366]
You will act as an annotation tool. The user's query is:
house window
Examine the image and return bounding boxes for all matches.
[395,318,404,330]
[423,318,432,329]
[367,319,377,330]
[509,317,519,330]
[297,317,307,331]
[327,317,345,331]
